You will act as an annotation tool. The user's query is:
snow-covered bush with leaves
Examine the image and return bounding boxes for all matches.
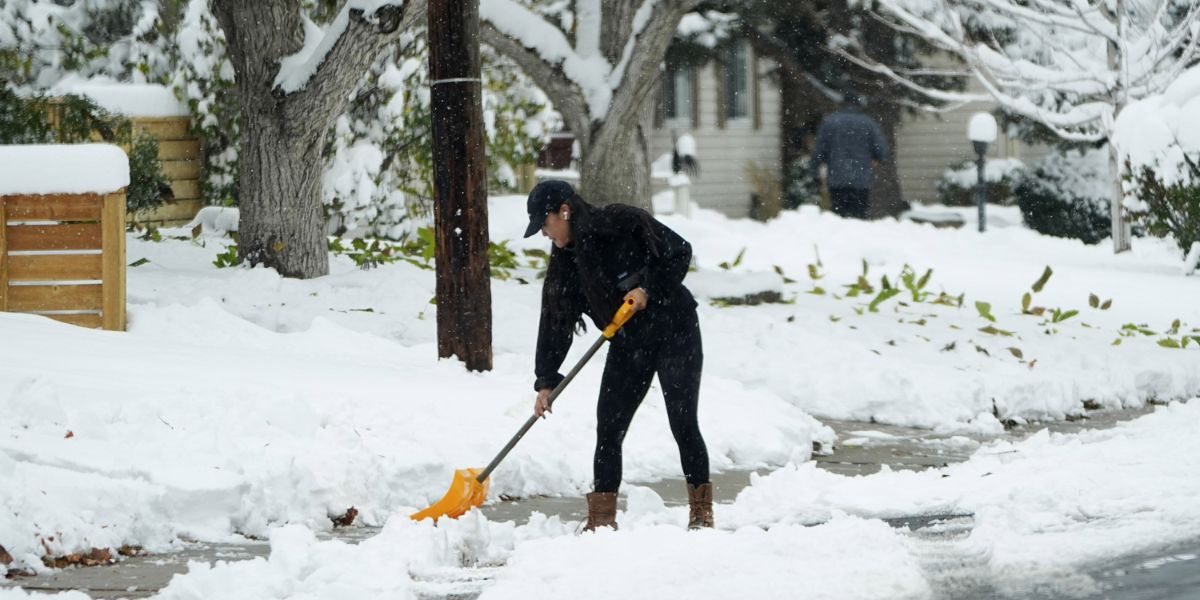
[0,0,170,87]
[323,38,558,239]
[936,157,1024,206]
[4,0,559,240]
[171,0,238,206]
[1013,147,1111,245]
[1124,155,1200,258]
[1112,62,1200,260]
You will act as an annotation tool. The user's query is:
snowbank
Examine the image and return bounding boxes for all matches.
[0,144,129,195]
[1,193,1198,576]
[34,401,1195,600]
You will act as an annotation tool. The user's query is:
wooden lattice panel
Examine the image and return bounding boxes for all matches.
[0,192,126,330]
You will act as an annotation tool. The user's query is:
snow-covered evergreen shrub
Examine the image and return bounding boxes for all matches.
[1014,147,1111,245]
[935,157,1024,206]
[1125,155,1200,257]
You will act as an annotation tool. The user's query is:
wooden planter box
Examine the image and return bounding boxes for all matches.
[130,116,205,228]
[0,191,127,330]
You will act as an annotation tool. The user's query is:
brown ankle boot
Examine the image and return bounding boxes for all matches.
[687,483,714,529]
[583,491,618,532]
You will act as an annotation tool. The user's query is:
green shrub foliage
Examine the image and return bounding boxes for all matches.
[1125,154,1200,256]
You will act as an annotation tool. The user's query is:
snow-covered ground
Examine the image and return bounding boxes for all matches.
[2,197,1199,596]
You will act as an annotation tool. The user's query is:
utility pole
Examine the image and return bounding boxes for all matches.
[428,0,492,371]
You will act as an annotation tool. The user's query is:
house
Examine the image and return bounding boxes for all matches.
[648,39,782,218]
[645,41,1048,219]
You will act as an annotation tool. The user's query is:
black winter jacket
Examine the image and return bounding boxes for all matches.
[533,204,697,391]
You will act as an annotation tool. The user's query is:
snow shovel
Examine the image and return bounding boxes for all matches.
[410,298,638,522]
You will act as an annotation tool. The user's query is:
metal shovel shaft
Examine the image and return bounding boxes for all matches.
[476,333,608,482]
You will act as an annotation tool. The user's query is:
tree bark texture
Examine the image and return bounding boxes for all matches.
[212,0,424,278]
[429,0,493,372]
[482,0,702,208]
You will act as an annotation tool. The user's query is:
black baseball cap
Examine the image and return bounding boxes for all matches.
[523,179,575,238]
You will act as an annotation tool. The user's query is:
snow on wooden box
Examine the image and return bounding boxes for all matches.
[44,80,204,226]
[0,144,128,331]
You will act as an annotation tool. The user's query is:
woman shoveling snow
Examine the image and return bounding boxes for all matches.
[524,180,714,531]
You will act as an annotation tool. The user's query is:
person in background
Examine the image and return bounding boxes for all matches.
[811,91,889,219]
[523,179,713,532]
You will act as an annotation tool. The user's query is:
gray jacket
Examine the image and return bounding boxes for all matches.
[811,108,889,191]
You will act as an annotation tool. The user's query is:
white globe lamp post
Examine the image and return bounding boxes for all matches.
[968,113,998,232]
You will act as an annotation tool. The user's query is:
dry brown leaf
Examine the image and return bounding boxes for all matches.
[332,506,358,528]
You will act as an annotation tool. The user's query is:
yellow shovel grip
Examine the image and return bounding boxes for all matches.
[602,298,637,339]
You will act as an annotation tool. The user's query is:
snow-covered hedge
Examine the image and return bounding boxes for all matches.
[1013,147,1111,245]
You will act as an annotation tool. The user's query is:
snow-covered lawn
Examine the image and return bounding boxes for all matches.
[2,197,1198,595]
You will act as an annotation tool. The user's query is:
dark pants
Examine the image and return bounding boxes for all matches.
[830,187,871,219]
[593,309,709,493]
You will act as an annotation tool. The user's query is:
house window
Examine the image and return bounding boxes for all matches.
[723,41,750,121]
[663,65,692,123]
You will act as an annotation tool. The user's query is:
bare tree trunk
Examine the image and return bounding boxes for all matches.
[580,115,651,208]
[212,0,423,279]
[1106,0,1132,253]
[429,0,493,371]
[1108,139,1132,252]
[237,112,330,277]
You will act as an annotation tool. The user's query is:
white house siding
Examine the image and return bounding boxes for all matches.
[895,61,1051,204]
[648,51,783,218]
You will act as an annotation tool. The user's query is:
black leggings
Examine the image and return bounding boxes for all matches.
[593,310,709,492]
[830,187,871,219]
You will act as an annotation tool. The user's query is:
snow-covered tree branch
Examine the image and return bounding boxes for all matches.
[479,0,704,207]
[212,0,426,278]
[870,0,1200,252]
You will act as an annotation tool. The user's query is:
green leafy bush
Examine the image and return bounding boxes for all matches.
[127,134,170,216]
[1124,154,1200,256]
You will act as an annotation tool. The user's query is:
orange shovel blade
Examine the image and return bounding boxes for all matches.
[410,468,490,522]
